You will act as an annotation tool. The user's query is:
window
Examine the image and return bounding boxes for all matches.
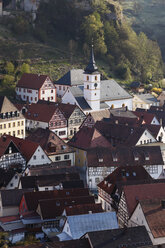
[87,76,89,81]
[33,155,36,160]
[31,97,33,101]
[13,131,15,136]
[64,155,69,159]
[0,125,2,129]
[87,85,89,89]
[95,177,100,183]
[10,183,13,187]
[55,156,61,161]
[19,88,21,92]
[4,124,6,129]
[35,97,37,102]
[18,121,20,127]
[42,90,45,94]
[63,87,65,91]
[21,130,24,135]
[59,86,61,90]
[51,89,53,93]
[59,131,66,136]
[41,155,44,159]
[95,76,97,80]
[21,121,24,126]
[95,93,96,96]
[51,97,53,100]
[9,147,12,153]
[17,130,20,135]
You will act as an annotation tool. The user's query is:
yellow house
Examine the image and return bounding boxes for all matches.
[0,96,25,138]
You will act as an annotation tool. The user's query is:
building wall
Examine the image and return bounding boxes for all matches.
[62,89,77,105]
[40,78,56,102]
[0,118,26,139]
[26,119,48,130]
[129,203,165,246]
[105,98,133,111]
[133,95,159,111]
[16,88,39,103]
[49,152,75,166]
[136,130,156,145]
[55,85,69,98]
[27,145,51,167]
[74,148,86,167]
[6,173,21,190]
[98,188,113,211]
[0,206,19,217]
[144,164,163,179]
[0,153,26,170]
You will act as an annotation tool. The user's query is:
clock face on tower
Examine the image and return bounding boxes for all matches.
[94,83,98,89]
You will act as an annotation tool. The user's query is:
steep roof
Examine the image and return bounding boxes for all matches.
[86,226,152,248]
[0,189,33,207]
[133,111,157,125]
[26,128,74,155]
[65,203,103,216]
[0,135,39,162]
[87,146,164,167]
[140,199,165,239]
[16,73,51,90]
[0,96,20,113]
[68,126,112,150]
[25,103,58,122]
[55,69,84,86]
[84,45,98,74]
[98,166,152,195]
[123,182,165,216]
[64,212,118,240]
[38,195,95,220]
[23,188,90,211]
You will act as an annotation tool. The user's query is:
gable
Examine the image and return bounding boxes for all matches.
[41,77,55,90]
[4,141,20,155]
[136,129,156,145]
[80,114,95,129]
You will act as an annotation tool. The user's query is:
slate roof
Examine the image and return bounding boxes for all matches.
[0,134,40,162]
[16,73,51,90]
[133,111,157,125]
[62,180,84,189]
[0,169,17,188]
[98,166,152,195]
[55,69,84,86]
[123,182,165,216]
[44,240,91,248]
[140,199,165,239]
[0,189,33,207]
[23,188,90,211]
[64,203,103,216]
[60,212,118,240]
[68,126,112,150]
[135,93,159,104]
[84,45,98,74]
[38,195,95,220]
[67,81,132,111]
[26,128,74,155]
[86,226,152,248]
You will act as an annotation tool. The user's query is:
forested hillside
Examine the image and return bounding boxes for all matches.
[0,0,164,97]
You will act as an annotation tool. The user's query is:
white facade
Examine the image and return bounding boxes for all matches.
[49,152,75,166]
[144,164,163,179]
[27,145,51,167]
[84,73,100,111]
[16,77,56,104]
[56,85,69,98]
[5,173,21,190]
[151,116,160,125]
[26,119,48,130]
[105,98,133,110]
[136,129,156,145]
[129,203,165,246]
[52,127,68,140]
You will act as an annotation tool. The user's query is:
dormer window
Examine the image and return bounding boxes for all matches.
[112,152,118,162]
[144,151,150,161]
[133,151,139,161]
[99,158,103,162]
[9,147,12,154]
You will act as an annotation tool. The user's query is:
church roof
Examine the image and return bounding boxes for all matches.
[84,45,99,74]
[55,69,84,86]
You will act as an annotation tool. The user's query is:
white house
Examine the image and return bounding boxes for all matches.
[133,93,159,110]
[60,47,133,113]
[16,73,56,104]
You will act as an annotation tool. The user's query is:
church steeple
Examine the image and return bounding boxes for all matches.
[84,45,98,74]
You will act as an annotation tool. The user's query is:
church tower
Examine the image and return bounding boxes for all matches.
[84,45,100,111]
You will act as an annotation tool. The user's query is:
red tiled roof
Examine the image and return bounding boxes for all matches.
[68,126,112,150]
[140,199,165,238]
[98,166,152,195]
[25,103,58,122]
[16,73,51,90]
[133,111,157,125]
[123,182,165,216]
[24,188,90,211]
[0,215,20,223]
[0,134,39,162]
[38,195,95,219]
[65,203,103,216]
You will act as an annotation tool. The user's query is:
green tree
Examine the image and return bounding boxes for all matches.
[5,62,15,75]
[20,63,30,75]
[2,75,15,88]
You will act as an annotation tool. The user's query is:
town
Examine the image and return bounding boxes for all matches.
[0,45,164,248]
[1,0,165,248]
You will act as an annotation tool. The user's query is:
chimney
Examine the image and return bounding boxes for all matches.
[161,200,165,209]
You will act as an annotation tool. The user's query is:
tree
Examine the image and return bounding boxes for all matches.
[5,62,15,75]
[81,12,107,55]
[2,75,15,88]
[20,63,30,75]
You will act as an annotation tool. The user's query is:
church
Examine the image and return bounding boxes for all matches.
[55,46,133,114]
